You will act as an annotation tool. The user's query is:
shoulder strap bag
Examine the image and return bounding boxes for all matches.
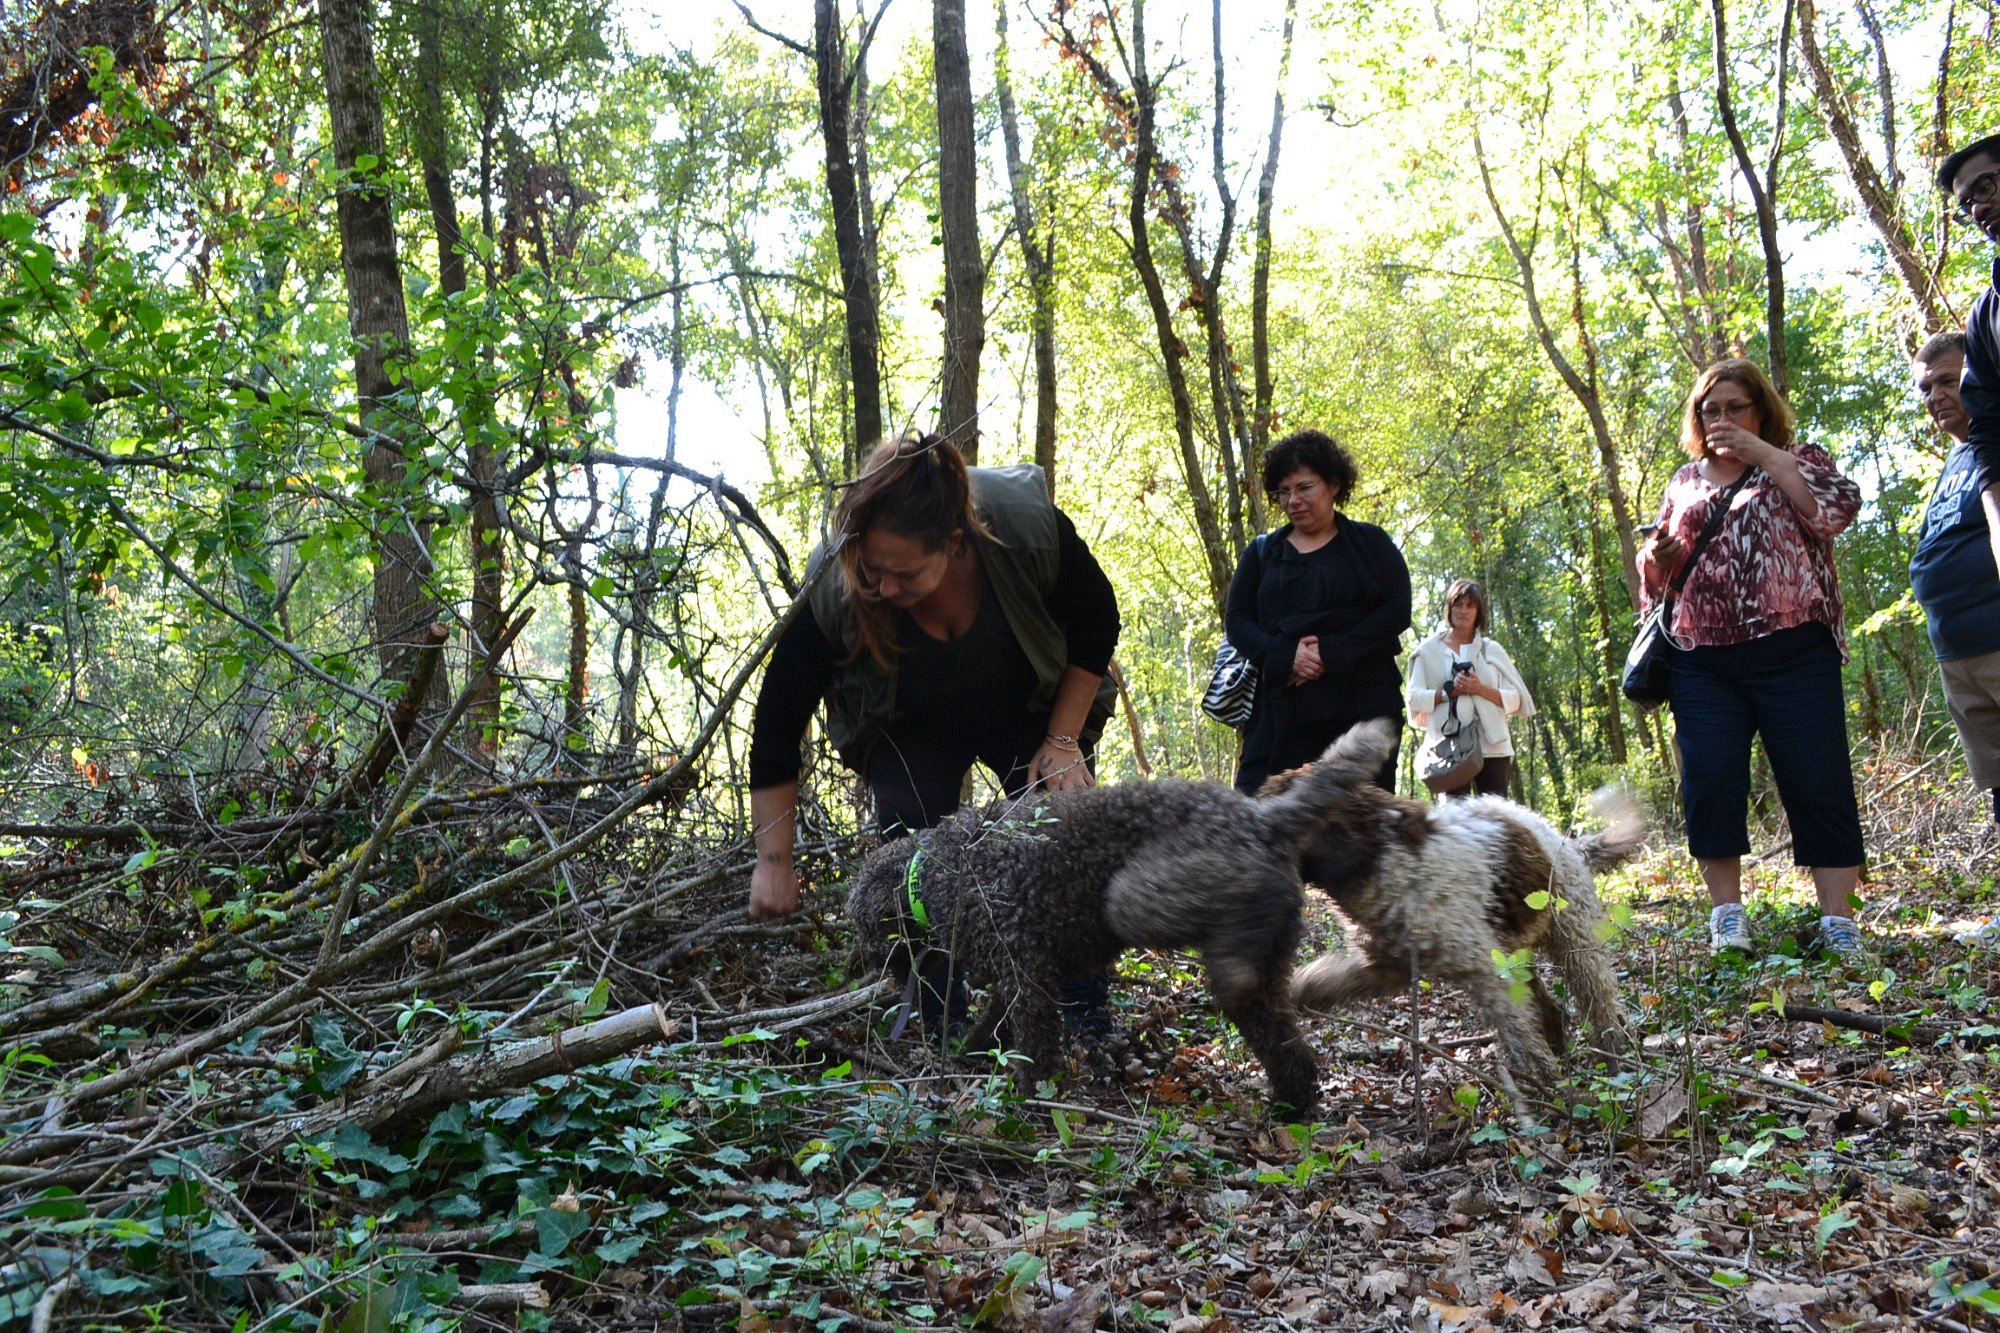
[1419,692,1485,794]
[1620,469,1755,707]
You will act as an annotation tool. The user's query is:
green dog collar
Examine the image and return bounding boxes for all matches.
[903,846,931,932]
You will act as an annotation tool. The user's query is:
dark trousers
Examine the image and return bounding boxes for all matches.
[1669,622,1864,866]
[862,711,1094,836]
[1235,714,1401,795]
[1436,753,1514,801]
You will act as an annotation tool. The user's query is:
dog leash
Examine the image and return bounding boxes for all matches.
[887,969,924,1040]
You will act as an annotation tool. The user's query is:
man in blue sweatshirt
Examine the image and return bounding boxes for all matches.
[1937,133,2000,584]
[1909,331,2000,822]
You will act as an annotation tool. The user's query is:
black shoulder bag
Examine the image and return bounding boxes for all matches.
[1620,470,1754,708]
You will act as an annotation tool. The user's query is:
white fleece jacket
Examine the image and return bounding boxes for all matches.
[1406,629,1535,757]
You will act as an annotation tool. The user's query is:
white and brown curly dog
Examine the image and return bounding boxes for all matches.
[1261,756,1643,1106]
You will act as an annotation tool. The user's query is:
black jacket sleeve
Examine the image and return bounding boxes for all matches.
[1042,508,1120,672]
[1225,536,1298,676]
[747,603,837,789]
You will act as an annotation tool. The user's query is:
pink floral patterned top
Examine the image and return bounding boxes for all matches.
[1639,443,1862,657]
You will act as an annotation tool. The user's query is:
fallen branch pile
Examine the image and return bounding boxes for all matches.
[0,756,809,1184]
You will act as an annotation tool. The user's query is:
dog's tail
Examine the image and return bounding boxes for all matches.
[1574,786,1645,873]
[1256,718,1398,848]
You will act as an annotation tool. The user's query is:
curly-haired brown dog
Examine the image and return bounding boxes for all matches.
[845,721,1399,1115]
[1261,765,1643,1107]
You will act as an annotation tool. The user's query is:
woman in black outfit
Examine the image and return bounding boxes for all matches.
[747,434,1121,921]
[1227,430,1411,794]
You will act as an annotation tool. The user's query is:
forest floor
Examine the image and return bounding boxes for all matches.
[641,831,2000,1333]
[4,757,1998,1332]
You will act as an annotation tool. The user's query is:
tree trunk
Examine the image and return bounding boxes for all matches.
[1048,0,1248,556]
[1932,2,1958,189]
[555,458,602,771]
[1473,129,1642,610]
[852,0,882,421]
[1586,501,1629,763]
[614,249,685,766]
[1125,1,1232,615]
[934,0,984,458]
[1665,66,1730,365]
[1710,0,1794,393]
[1198,0,1249,550]
[814,0,883,450]
[1247,0,1296,539]
[993,0,1058,490]
[1853,0,1901,194]
[416,0,506,755]
[563,537,589,768]
[319,0,441,693]
[1794,0,1947,335]
[1050,0,1237,601]
[227,241,296,780]
[416,7,465,303]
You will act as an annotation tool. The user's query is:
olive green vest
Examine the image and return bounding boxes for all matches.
[805,465,1119,765]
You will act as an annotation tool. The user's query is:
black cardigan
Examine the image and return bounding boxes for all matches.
[1223,517,1411,731]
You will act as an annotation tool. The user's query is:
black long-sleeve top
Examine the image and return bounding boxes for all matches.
[748,508,1118,788]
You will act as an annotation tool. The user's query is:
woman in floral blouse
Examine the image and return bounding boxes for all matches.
[1638,359,1866,958]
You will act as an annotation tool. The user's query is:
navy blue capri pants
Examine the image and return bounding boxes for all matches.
[1668,621,1865,866]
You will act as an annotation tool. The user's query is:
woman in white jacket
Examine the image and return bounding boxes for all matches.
[1407,579,1534,799]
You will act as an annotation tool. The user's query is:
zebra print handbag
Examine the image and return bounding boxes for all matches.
[1201,641,1258,728]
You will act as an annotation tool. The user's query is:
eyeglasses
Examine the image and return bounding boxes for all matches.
[1954,168,2000,224]
[1698,399,1756,422]
[1273,480,1321,503]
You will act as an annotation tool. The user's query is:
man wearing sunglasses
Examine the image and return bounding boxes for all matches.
[1937,133,2000,583]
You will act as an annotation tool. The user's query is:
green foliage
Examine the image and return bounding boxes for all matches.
[0,1029,988,1329]
[1,0,1981,804]
[3,4,1997,1324]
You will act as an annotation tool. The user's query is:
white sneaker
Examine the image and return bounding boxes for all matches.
[1817,915,1863,957]
[1709,903,1753,954]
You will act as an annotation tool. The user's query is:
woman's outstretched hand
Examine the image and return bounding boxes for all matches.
[1031,738,1095,792]
[749,855,801,919]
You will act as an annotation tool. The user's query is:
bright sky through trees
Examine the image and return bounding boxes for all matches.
[616,0,1330,480]
[613,0,1950,487]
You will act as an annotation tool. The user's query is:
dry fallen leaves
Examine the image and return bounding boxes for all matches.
[1031,1281,1108,1333]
